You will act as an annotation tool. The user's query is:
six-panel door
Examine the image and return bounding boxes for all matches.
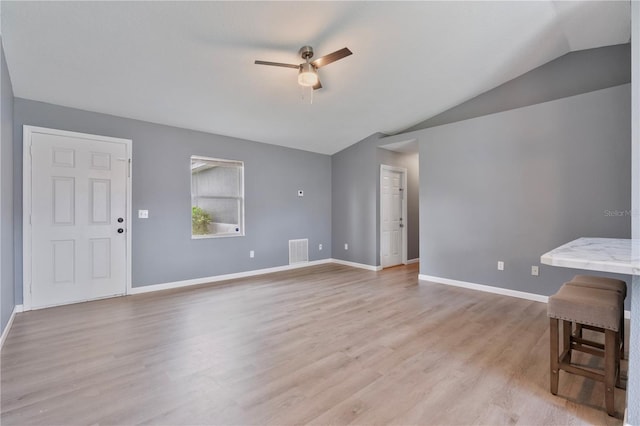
[30,132,127,308]
[381,168,403,268]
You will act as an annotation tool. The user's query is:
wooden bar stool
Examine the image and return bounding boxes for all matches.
[567,275,627,358]
[548,283,622,417]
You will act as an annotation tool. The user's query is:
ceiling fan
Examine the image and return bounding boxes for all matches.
[255,46,352,90]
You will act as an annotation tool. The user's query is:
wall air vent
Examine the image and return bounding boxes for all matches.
[289,239,309,264]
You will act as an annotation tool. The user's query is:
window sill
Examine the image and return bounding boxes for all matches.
[191,232,245,240]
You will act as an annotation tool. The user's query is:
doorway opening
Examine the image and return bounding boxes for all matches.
[380,165,407,268]
[378,138,419,269]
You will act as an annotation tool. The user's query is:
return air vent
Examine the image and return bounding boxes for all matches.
[289,239,309,264]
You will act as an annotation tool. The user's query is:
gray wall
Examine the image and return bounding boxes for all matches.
[404,153,419,261]
[331,133,381,266]
[331,44,632,271]
[13,98,332,299]
[1,37,15,334]
[331,133,419,267]
[417,84,632,307]
[402,43,631,133]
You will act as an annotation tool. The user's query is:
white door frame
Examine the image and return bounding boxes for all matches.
[379,164,408,267]
[22,126,133,311]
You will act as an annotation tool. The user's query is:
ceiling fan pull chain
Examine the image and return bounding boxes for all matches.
[300,85,313,104]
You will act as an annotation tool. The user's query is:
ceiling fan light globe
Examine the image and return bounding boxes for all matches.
[298,72,318,87]
[298,63,318,87]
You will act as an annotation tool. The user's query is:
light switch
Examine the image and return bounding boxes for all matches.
[138,210,149,219]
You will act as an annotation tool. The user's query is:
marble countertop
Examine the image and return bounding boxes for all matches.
[540,237,640,275]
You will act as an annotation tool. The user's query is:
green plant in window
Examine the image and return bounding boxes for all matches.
[192,206,212,235]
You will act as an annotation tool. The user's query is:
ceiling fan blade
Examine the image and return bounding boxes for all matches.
[313,79,323,91]
[311,47,352,68]
[254,60,300,69]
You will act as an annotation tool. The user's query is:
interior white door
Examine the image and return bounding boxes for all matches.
[29,131,128,308]
[381,168,404,268]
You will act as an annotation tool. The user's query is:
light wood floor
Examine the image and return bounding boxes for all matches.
[1,263,628,425]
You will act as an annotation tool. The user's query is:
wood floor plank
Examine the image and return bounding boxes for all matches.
[0,263,627,425]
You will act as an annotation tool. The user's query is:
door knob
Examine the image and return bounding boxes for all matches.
[117,217,124,223]
[117,228,124,233]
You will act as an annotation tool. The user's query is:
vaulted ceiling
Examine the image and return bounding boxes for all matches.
[1,1,631,155]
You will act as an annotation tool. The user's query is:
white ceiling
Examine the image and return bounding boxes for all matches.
[1,1,631,155]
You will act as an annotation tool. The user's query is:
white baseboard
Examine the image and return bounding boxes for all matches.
[331,258,383,271]
[419,274,549,303]
[0,304,22,350]
[129,259,334,295]
[405,258,419,264]
[419,274,633,320]
[19,258,379,307]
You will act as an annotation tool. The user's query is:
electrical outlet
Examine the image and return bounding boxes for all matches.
[249,250,255,258]
[319,244,323,251]
[531,265,539,276]
[344,243,349,250]
[497,261,504,271]
[138,209,149,219]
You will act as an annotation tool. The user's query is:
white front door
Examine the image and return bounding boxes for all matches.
[25,127,130,309]
[380,166,406,268]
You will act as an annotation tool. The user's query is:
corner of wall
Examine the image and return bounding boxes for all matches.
[331,133,383,266]
[0,35,16,337]
[625,2,640,425]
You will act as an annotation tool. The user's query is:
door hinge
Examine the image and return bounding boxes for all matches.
[29,145,33,156]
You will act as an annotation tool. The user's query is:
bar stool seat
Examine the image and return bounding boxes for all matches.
[549,284,621,330]
[570,275,627,299]
[567,275,627,358]
[548,283,622,417]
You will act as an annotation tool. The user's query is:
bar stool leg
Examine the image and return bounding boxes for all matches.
[575,323,583,339]
[604,329,617,417]
[550,318,559,395]
[620,311,625,359]
[562,320,572,363]
[615,328,622,388]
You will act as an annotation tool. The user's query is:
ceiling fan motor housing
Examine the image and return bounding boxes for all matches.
[299,45,314,61]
